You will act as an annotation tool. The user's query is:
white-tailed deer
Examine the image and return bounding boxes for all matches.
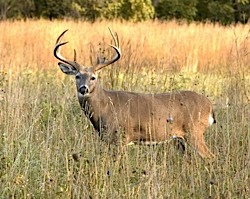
[54,28,215,159]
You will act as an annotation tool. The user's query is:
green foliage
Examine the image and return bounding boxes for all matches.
[118,0,155,21]
[196,0,235,24]
[234,0,250,23]
[208,1,235,24]
[71,0,104,21]
[34,0,72,19]
[196,0,250,24]
[70,0,155,22]
[0,0,16,19]
[102,0,123,20]
[0,0,250,24]
[156,0,198,20]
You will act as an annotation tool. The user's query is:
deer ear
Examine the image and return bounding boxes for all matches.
[58,63,78,75]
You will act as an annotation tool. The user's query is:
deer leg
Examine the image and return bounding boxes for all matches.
[188,129,215,160]
[172,137,186,154]
[170,130,187,155]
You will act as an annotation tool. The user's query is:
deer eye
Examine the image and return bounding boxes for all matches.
[90,76,96,81]
[75,74,80,79]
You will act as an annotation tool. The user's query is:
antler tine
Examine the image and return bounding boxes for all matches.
[54,30,79,70]
[108,27,119,48]
[73,49,77,62]
[94,28,121,72]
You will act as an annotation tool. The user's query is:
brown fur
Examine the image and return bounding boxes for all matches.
[79,85,215,159]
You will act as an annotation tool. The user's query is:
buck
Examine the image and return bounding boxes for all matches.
[54,28,215,160]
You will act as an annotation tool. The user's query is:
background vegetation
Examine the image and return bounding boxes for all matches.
[0,0,250,24]
[0,19,250,198]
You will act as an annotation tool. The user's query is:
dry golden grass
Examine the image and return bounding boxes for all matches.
[0,19,249,73]
[0,19,250,198]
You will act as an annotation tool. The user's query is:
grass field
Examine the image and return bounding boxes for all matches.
[0,19,250,198]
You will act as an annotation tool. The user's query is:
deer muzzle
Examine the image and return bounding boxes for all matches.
[78,85,89,95]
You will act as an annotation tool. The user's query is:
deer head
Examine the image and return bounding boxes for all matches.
[54,28,121,97]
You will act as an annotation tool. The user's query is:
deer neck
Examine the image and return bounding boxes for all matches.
[78,84,110,132]
[78,84,108,116]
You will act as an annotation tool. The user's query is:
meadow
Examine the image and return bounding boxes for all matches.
[0,19,249,198]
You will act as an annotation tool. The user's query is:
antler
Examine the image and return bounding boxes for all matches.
[93,28,121,72]
[54,29,80,70]
[54,28,120,72]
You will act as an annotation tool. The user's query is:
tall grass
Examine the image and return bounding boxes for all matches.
[0,19,249,198]
[0,19,249,72]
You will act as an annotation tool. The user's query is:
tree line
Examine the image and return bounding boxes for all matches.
[0,0,249,24]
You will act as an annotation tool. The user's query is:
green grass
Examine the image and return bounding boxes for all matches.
[0,67,249,198]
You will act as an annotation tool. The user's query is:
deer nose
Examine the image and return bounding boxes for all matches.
[78,85,89,95]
